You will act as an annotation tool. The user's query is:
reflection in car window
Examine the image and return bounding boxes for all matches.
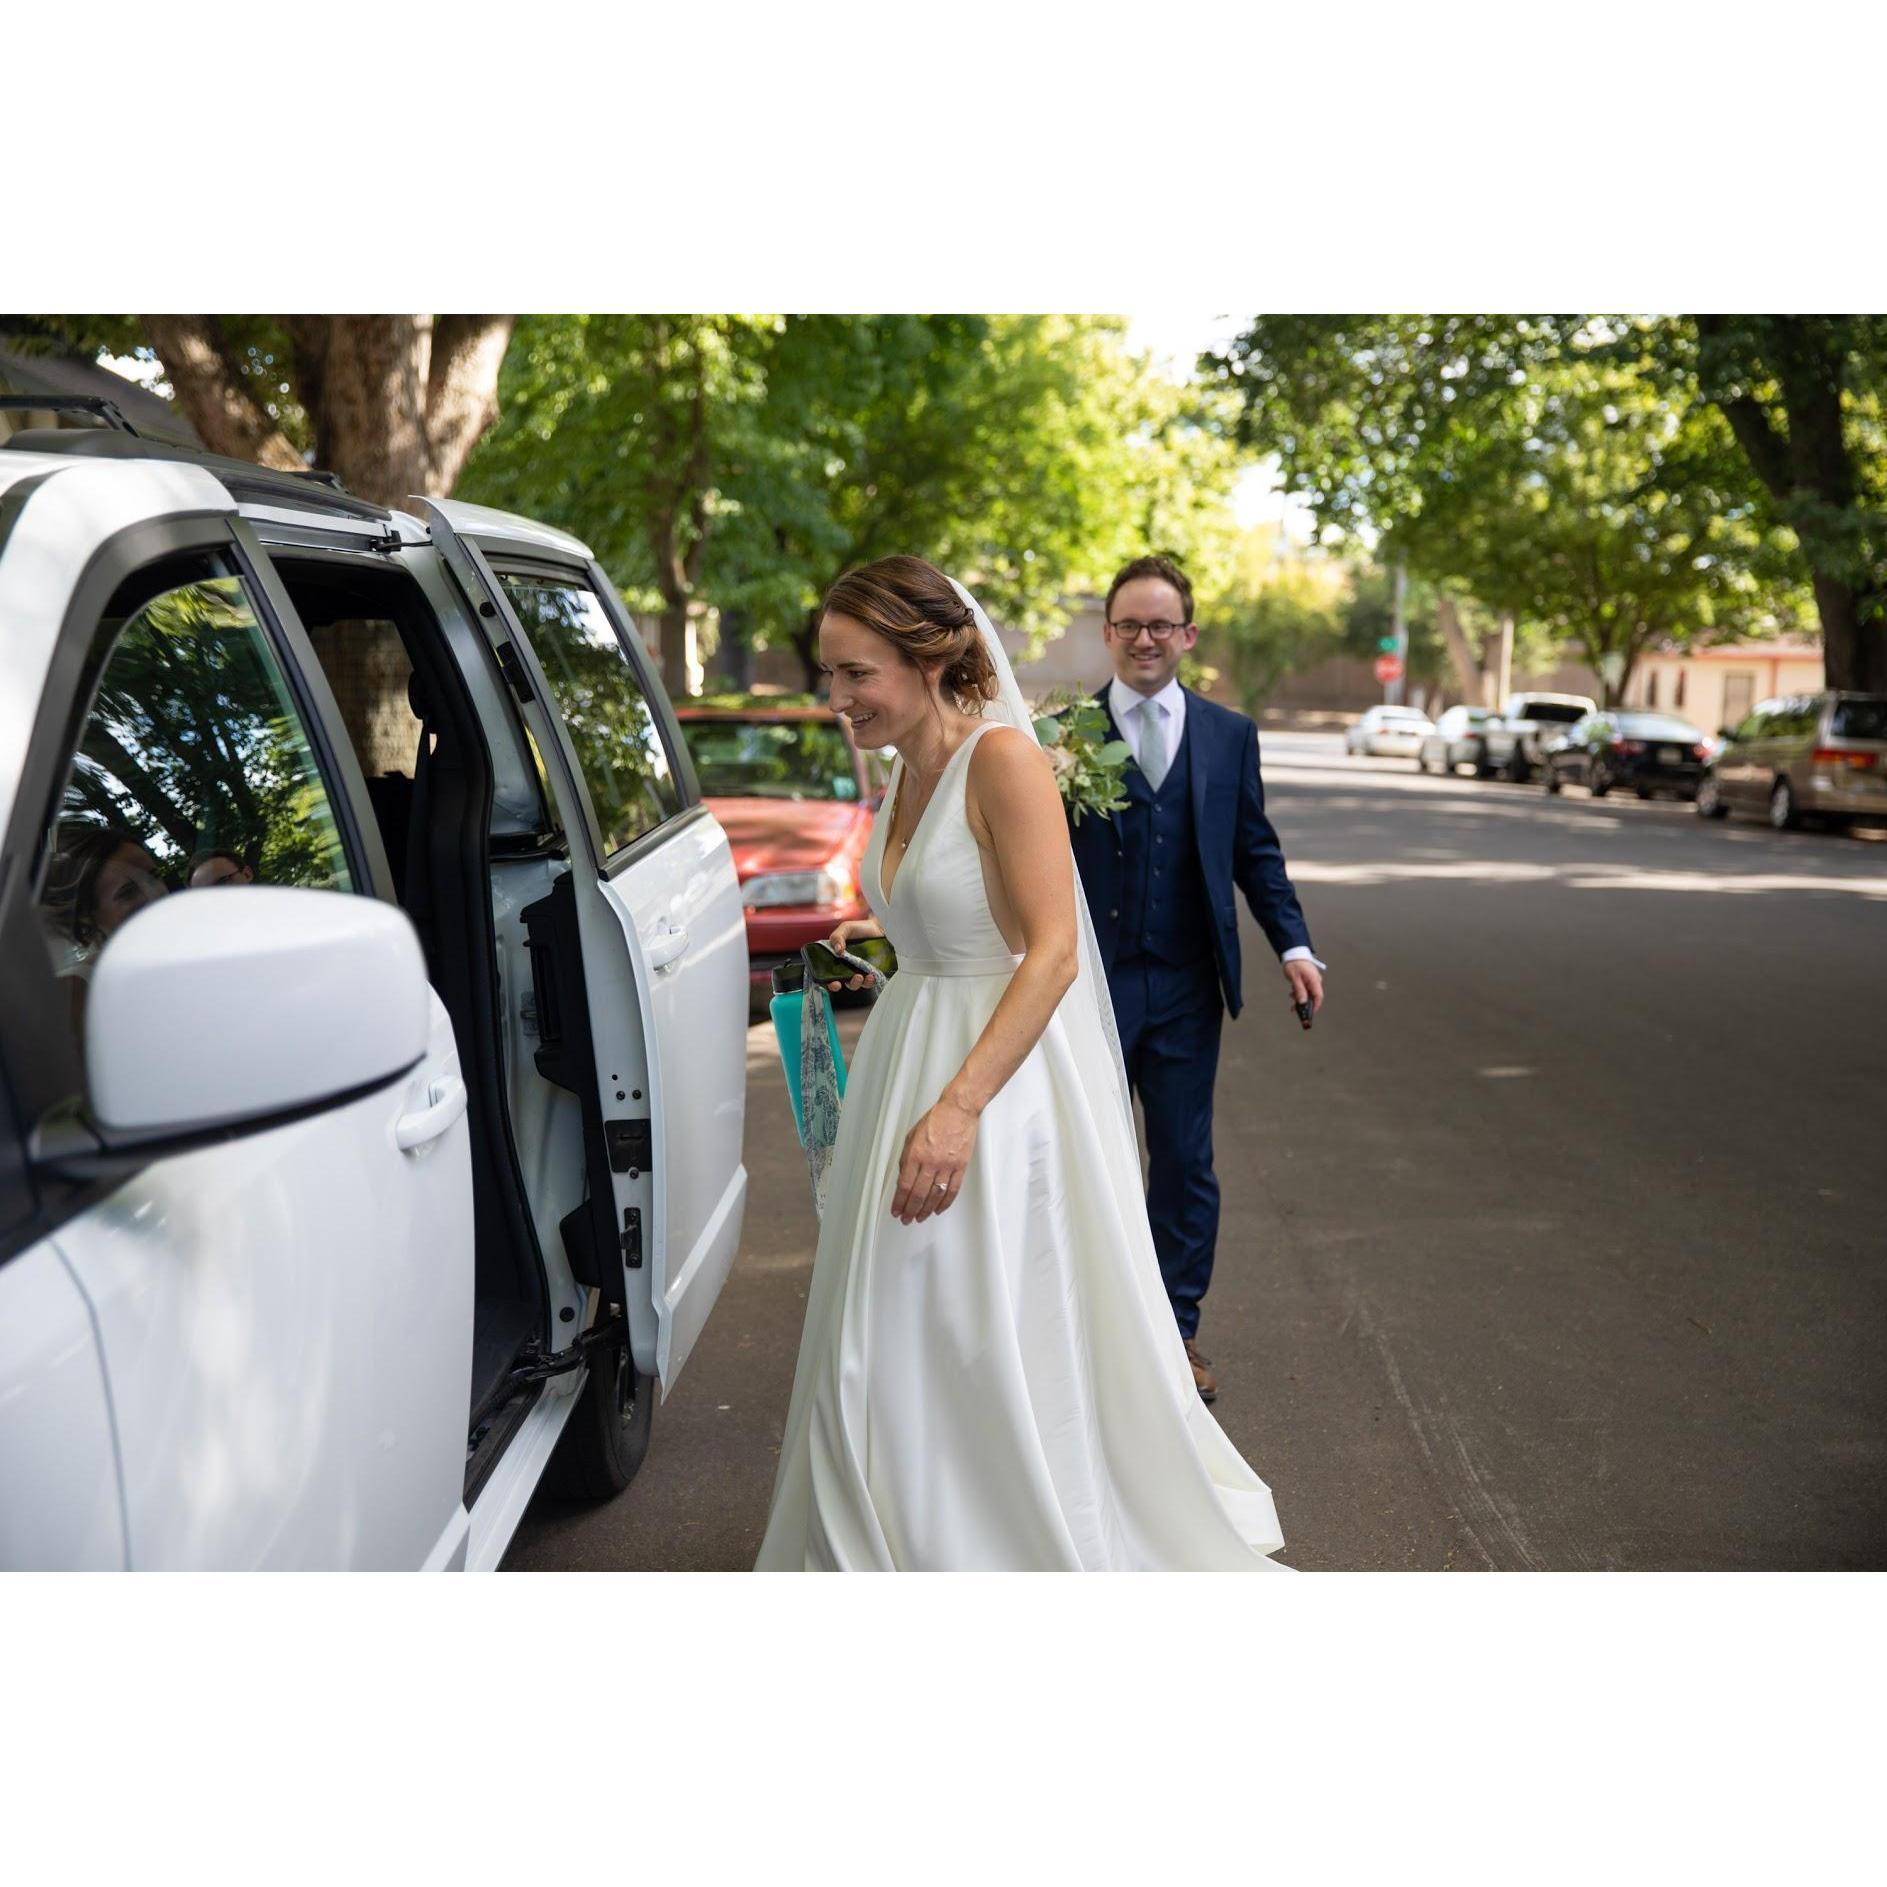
[683,719,858,800]
[35,571,354,1020]
[496,576,680,856]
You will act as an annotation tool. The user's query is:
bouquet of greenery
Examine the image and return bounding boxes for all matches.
[1030,689,1134,825]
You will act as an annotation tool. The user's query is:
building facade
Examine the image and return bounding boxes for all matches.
[1624,640,1826,733]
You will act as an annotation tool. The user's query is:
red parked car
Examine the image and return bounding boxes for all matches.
[674,700,890,1005]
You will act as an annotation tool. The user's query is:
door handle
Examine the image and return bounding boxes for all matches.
[396,1074,468,1150]
[644,919,689,972]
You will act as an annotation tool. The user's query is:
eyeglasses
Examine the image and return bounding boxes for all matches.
[1107,619,1190,643]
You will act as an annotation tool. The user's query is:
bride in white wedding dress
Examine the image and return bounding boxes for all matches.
[756,556,1287,1571]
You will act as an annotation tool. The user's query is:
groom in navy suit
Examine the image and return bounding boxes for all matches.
[1068,555,1324,1403]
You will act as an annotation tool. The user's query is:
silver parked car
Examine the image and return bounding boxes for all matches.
[1345,705,1435,758]
[1417,705,1496,776]
[1696,692,1887,831]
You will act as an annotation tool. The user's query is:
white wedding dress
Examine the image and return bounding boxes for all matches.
[755,715,1289,1571]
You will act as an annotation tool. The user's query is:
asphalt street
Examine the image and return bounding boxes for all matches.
[505,733,1887,1571]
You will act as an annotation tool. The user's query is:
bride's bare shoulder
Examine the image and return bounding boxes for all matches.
[966,723,1059,835]
[969,722,1052,777]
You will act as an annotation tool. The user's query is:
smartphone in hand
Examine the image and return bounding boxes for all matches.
[771,936,899,994]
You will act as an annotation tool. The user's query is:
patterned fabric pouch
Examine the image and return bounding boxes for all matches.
[793,947,885,1217]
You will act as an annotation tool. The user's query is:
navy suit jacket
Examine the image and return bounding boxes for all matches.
[1068,685,1312,1021]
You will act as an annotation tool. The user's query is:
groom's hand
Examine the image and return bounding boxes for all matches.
[1283,958,1324,1019]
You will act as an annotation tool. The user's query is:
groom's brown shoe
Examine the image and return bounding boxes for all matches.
[1185,1339,1219,1403]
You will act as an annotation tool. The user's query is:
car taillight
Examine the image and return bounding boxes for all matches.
[1611,739,1646,756]
[1690,744,1709,761]
[1813,747,1879,770]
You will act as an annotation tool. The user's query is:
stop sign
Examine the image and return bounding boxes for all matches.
[1374,652,1404,684]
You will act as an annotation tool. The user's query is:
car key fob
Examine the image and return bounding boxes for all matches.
[1294,998,1315,1030]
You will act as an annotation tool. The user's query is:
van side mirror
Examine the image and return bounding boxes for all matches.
[78,886,430,1146]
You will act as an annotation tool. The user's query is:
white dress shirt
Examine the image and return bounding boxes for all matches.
[1106,674,1322,973]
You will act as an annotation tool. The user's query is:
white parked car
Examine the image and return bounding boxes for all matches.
[1345,705,1435,758]
[0,424,750,1569]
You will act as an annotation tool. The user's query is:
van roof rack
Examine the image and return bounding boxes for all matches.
[1,425,393,523]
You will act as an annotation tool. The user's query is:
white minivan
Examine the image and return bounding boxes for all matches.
[0,422,749,1569]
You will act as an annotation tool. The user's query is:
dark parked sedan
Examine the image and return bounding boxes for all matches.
[1542,711,1712,800]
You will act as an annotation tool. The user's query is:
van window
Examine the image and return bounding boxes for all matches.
[35,568,355,1034]
[1829,698,1887,742]
[495,574,681,857]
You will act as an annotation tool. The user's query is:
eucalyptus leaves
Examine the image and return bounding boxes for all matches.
[1031,691,1134,825]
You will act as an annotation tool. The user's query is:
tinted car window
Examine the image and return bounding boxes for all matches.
[1617,714,1705,742]
[1529,703,1587,724]
[36,570,355,1039]
[1830,697,1887,741]
[684,719,859,800]
[497,575,682,856]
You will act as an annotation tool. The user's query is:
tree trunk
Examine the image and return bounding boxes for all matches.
[1695,314,1885,692]
[793,606,823,693]
[138,316,304,472]
[1813,571,1887,695]
[1488,612,1514,709]
[1434,594,1484,701]
[657,603,692,699]
[423,316,515,494]
[141,314,515,510]
[716,607,754,690]
[300,316,431,507]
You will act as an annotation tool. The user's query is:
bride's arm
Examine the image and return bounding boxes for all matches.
[890,729,1080,1224]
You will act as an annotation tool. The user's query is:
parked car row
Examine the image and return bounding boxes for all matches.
[1355,683,1887,835]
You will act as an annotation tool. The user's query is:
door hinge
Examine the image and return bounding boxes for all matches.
[621,1206,643,1270]
[501,1315,626,1394]
[605,1118,652,1175]
[495,640,534,703]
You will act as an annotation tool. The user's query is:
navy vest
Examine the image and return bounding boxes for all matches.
[1116,721,1214,968]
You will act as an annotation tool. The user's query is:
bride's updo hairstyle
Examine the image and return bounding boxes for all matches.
[821,555,1002,714]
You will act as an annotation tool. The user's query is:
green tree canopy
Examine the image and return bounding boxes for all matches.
[1205,317,1809,703]
[461,314,1244,692]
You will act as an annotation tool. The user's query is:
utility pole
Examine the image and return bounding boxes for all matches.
[1385,561,1408,707]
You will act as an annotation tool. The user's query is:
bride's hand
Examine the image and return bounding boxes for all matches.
[891,1095,978,1224]
[825,917,883,992]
